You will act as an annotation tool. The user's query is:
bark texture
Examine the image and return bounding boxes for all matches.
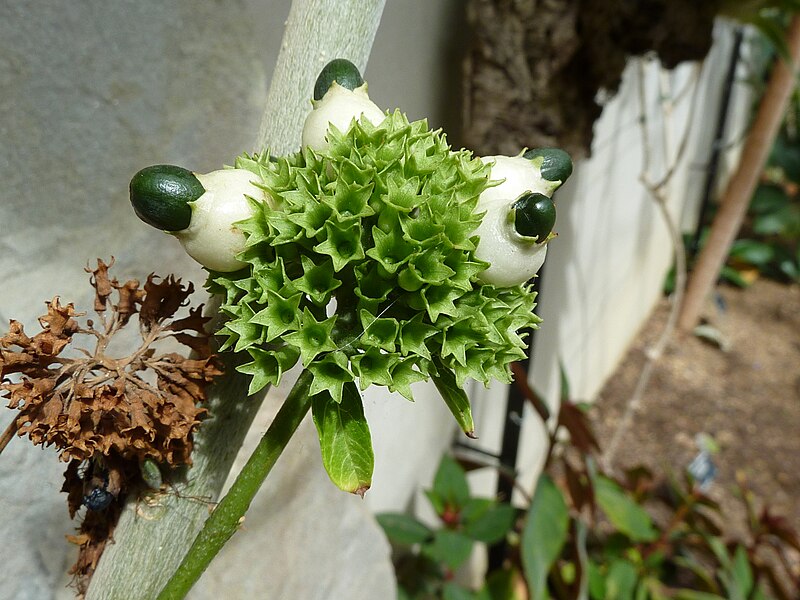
[462,0,720,157]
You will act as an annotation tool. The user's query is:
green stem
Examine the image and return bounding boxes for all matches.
[156,369,314,600]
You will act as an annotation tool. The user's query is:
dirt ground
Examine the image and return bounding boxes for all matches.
[592,278,800,537]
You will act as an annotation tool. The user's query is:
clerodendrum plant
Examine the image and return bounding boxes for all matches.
[129,59,572,598]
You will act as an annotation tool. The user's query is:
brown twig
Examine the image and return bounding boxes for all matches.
[602,59,701,470]
[0,418,17,455]
[678,15,800,331]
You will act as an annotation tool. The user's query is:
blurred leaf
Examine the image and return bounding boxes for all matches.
[443,582,477,600]
[594,476,658,542]
[605,560,638,600]
[753,204,800,236]
[397,586,413,600]
[588,561,607,600]
[376,513,433,545]
[564,460,593,512]
[705,535,731,570]
[425,489,445,516]
[623,465,655,498]
[720,265,751,288]
[664,266,677,295]
[559,361,571,402]
[558,401,599,454]
[640,577,669,600]
[729,239,776,266]
[769,132,800,182]
[431,455,471,512]
[750,184,789,214]
[424,529,474,570]
[673,591,726,600]
[728,545,754,599]
[522,474,570,599]
[311,383,373,494]
[685,510,723,537]
[747,13,792,64]
[778,256,800,280]
[483,568,525,600]
[510,361,550,421]
[673,556,720,593]
[759,508,800,551]
[462,499,516,544]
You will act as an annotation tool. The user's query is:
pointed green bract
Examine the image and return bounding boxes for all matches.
[431,359,475,438]
[209,111,543,435]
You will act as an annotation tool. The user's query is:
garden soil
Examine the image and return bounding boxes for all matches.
[592,279,800,537]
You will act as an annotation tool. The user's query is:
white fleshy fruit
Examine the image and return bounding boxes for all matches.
[475,155,554,287]
[301,82,385,152]
[174,169,265,272]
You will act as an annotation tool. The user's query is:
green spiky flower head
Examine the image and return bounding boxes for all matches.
[208,110,541,426]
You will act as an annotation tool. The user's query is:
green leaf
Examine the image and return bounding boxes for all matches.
[424,529,474,570]
[442,582,477,600]
[588,561,607,600]
[728,239,775,267]
[720,265,750,288]
[753,204,800,236]
[461,499,516,544]
[431,362,475,437]
[594,476,658,542]
[750,184,789,214]
[431,454,471,511]
[673,592,726,600]
[769,132,800,183]
[727,545,753,600]
[748,13,792,64]
[521,474,569,599]
[311,382,374,495]
[605,560,638,600]
[375,513,433,545]
[482,569,523,600]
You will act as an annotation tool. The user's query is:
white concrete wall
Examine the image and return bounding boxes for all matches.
[0,3,753,598]
[508,23,753,501]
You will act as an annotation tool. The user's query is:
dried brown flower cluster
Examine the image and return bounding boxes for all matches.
[0,259,221,466]
[0,259,222,593]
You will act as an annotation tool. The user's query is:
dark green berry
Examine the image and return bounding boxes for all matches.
[512,193,556,240]
[523,148,573,183]
[313,58,365,101]
[130,165,205,231]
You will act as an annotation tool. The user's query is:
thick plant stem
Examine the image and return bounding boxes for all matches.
[157,370,313,600]
[677,15,800,332]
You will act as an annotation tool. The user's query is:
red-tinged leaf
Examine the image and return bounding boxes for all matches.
[557,401,599,454]
[563,457,594,512]
[510,361,550,421]
[759,507,800,552]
